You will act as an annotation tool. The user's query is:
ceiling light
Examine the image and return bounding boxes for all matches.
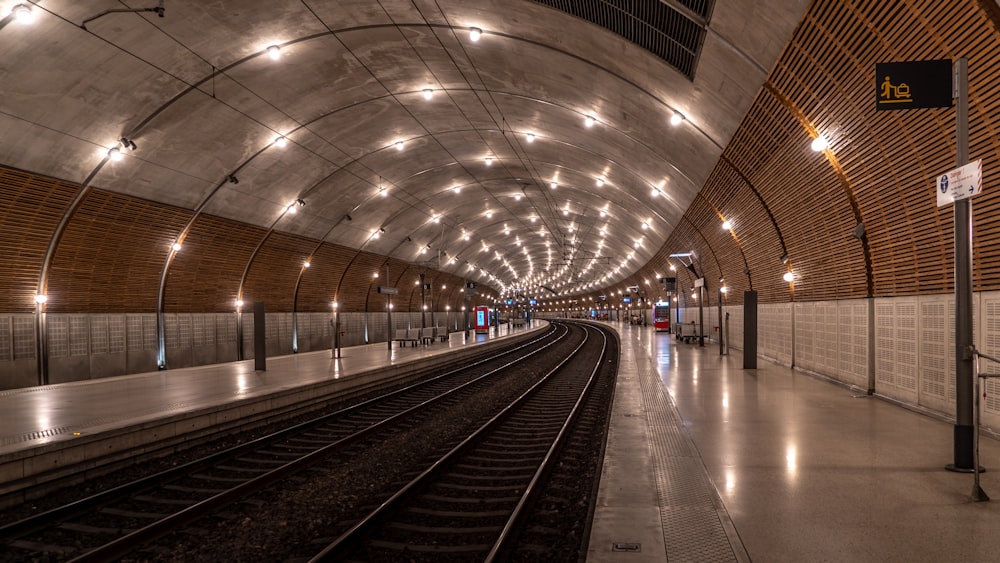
[395,140,404,151]
[108,147,122,161]
[236,299,245,308]
[670,112,685,126]
[12,4,33,23]
[485,156,493,165]
[34,294,47,304]
[783,271,795,282]
[584,115,596,127]
[486,210,493,218]
[530,216,537,222]
[642,222,649,230]
[119,137,137,151]
[433,214,441,223]
[469,27,482,41]
[549,181,557,189]
[453,185,461,193]
[596,177,605,187]
[811,136,828,152]
[422,88,434,100]
[275,136,288,148]
[526,133,535,142]
[303,261,311,268]
[267,45,281,60]
[514,194,522,201]
[171,242,182,252]
[722,220,732,230]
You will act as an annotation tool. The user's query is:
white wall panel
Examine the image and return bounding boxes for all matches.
[875,298,918,403]
[919,297,949,413]
[0,316,10,362]
[837,300,868,388]
[794,302,816,371]
[759,303,792,365]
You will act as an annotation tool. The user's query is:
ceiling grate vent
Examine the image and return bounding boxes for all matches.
[532,0,714,79]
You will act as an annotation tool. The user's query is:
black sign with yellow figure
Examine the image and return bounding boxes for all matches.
[875,59,953,110]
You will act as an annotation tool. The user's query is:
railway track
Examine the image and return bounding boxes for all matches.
[310,322,613,562]
[0,324,576,562]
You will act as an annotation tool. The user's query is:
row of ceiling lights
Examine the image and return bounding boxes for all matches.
[75,15,702,302]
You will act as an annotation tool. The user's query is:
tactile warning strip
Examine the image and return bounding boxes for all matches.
[635,358,748,562]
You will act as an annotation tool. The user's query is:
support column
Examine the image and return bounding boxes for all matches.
[950,57,974,472]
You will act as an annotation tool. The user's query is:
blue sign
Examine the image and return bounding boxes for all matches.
[623,297,632,303]
[529,299,537,306]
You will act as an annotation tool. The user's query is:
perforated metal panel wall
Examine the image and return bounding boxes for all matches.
[875,299,919,403]
[722,305,743,352]
[837,300,869,389]
[759,303,792,365]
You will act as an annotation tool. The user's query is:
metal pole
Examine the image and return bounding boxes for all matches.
[698,285,705,347]
[386,264,392,351]
[420,273,426,329]
[717,287,724,355]
[972,354,989,500]
[949,57,975,472]
[333,304,341,359]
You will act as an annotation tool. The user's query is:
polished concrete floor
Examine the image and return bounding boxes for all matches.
[589,321,1000,562]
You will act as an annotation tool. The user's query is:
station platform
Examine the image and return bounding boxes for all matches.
[7,318,1000,561]
[0,322,544,504]
[588,321,1000,562]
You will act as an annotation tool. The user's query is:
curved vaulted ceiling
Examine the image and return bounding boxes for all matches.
[0,0,808,303]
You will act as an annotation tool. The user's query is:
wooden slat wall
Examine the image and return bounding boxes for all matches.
[580,0,1000,307]
[47,189,192,313]
[0,168,79,313]
[242,231,317,312]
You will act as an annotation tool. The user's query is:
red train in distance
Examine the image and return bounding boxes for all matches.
[653,301,671,332]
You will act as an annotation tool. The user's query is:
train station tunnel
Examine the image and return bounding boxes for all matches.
[4,1,1000,560]
[3,0,1000,425]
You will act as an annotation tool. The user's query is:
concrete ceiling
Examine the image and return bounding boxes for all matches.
[0,0,808,298]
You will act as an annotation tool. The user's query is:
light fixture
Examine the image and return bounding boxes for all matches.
[811,135,828,152]
[514,194,522,201]
[433,214,441,223]
[642,222,649,230]
[12,3,33,23]
[549,181,557,189]
[236,299,244,308]
[485,156,493,165]
[526,133,535,142]
[485,209,493,218]
[267,45,281,60]
[780,252,789,264]
[171,242,182,252]
[722,220,732,230]
[227,175,239,184]
[34,294,47,304]
[783,271,795,282]
[303,261,311,268]
[596,177,605,187]
[422,88,434,100]
[119,137,137,151]
[373,272,379,279]
[670,112,685,126]
[584,115,596,127]
[395,140,404,151]
[721,286,729,294]
[469,27,482,41]
[453,185,461,193]
[275,136,288,148]
[108,147,123,161]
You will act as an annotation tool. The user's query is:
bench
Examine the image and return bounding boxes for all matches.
[419,327,435,345]
[393,328,419,347]
[434,326,448,342]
